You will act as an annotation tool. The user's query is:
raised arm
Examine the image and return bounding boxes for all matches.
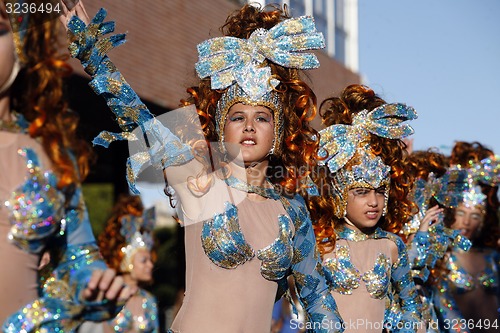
[59,2,196,195]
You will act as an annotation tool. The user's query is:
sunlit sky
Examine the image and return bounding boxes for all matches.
[358,0,500,155]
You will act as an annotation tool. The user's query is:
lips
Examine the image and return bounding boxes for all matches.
[365,211,379,219]
[241,138,256,145]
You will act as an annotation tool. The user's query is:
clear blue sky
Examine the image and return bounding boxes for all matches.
[358,0,500,155]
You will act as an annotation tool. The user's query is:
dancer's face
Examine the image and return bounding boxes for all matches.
[223,103,275,164]
[345,186,386,232]
[451,203,485,240]
[0,4,16,90]
[130,249,154,283]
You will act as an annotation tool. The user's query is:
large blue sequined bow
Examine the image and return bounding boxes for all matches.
[318,103,417,173]
[195,16,325,100]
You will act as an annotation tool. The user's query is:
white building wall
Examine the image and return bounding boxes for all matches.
[248,0,359,73]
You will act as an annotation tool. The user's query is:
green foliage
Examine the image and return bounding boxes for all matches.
[82,183,114,237]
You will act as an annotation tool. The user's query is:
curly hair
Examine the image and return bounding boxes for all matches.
[98,194,145,273]
[308,84,417,254]
[180,4,319,195]
[449,141,494,166]
[445,141,499,249]
[9,10,93,189]
[407,149,449,181]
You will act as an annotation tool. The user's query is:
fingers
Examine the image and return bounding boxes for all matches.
[419,206,444,231]
[59,0,90,28]
[82,269,136,303]
[104,274,126,300]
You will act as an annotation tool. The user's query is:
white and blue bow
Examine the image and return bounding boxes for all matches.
[318,103,418,173]
[195,16,325,100]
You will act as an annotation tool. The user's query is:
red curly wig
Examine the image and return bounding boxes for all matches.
[98,194,145,273]
[9,9,93,189]
[180,4,319,195]
[308,84,417,255]
[407,149,449,181]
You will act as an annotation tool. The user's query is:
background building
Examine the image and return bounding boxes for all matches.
[65,0,360,329]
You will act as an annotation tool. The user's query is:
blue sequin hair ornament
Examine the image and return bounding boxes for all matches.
[195,15,325,156]
[403,168,469,235]
[452,155,500,210]
[119,207,156,272]
[0,0,29,94]
[317,103,417,218]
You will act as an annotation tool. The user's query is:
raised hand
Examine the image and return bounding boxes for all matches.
[81,269,136,304]
[59,0,89,28]
[419,205,444,232]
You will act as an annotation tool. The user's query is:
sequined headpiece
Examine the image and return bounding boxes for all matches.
[119,207,155,272]
[317,103,417,218]
[454,156,500,210]
[403,168,469,235]
[195,15,325,155]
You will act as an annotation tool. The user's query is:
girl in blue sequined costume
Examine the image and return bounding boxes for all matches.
[0,1,134,332]
[98,194,159,333]
[60,1,344,332]
[404,149,472,333]
[307,85,422,332]
[431,142,500,333]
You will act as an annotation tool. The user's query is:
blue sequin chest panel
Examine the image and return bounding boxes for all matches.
[447,251,499,293]
[201,201,294,281]
[324,245,391,299]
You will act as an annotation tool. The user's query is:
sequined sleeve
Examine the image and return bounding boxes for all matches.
[67,9,194,194]
[407,231,431,281]
[407,225,471,284]
[386,235,423,333]
[109,289,159,333]
[287,195,344,333]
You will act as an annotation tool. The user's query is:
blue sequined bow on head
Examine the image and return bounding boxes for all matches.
[403,168,469,235]
[451,155,500,209]
[195,15,325,97]
[318,103,417,174]
[195,15,325,156]
[317,103,417,218]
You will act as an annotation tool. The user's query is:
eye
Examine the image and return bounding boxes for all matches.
[256,114,271,122]
[470,213,482,221]
[455,210,465,217]
[352,188,370,196]
[228,115,244,122]
[376,187,386,195]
